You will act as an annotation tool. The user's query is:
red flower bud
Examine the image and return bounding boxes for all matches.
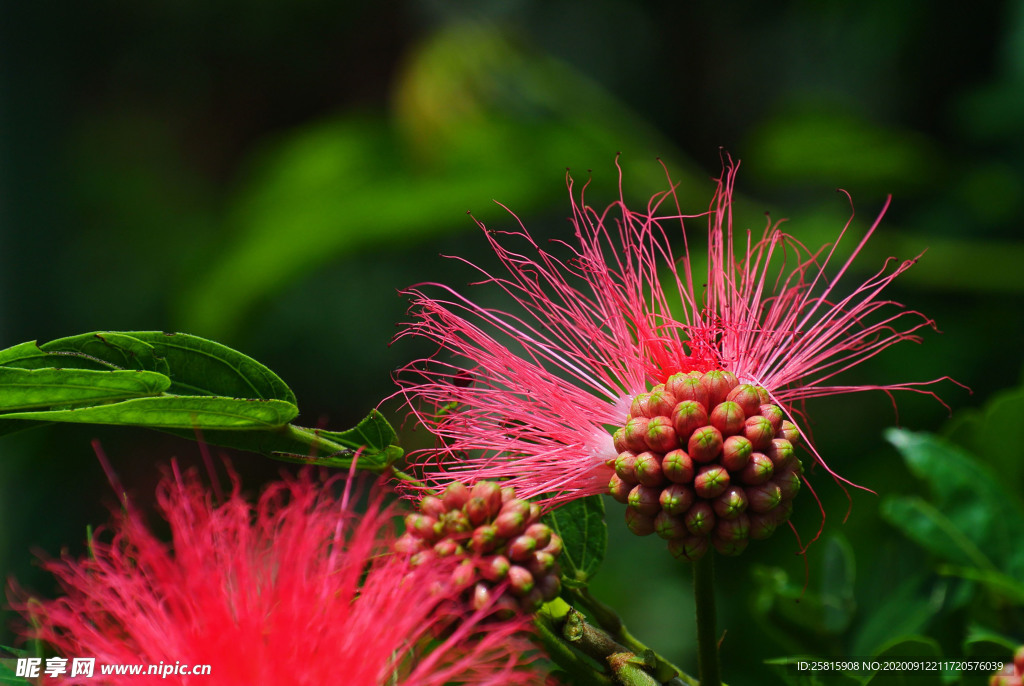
[508,535,537,562]
[493,510,527,539]
[721,435,752,472]
[470,481,504,515]
[614,451,638,483]
[634,451,665,486]
[659,483,695,515]
[419,495,447,518]
[433,539,464,557]
[770,500,794,525]
[668,535,709,562]
[701,370,738,406]
[500,485,517,503]
[470,524,500,553]
[672,400,709,440]
[536,573,562,602]
[645,416,680,452]
[739,452,774,485]
[519,587,545,613]
[684,500,715,536]
[743,415,774,450]
[627,484,662,516]
[654,511,687,539]
[748,512,777,540]
[710,401,745,436]
[630,392,653,418]
[471,582,492,611]
[524,523,553,550]
[507,565,535,597]
[625,508,656,536]
[694,464,730,499]
[393,532,425,554]
[442,509,471,536]
[774,470,802,500]
[541,533,563,557]
[405,513,440,542]
[714,512,750,542]
[779,419,801,444]
[726,384,762,416]
[759,404,784,432]
[746,481,782,513]
[442,482,470,511]
[766,438,796,471]
[527,551,556,577]
[480,554,511,581]
[608,473,631,503]
[465,497,491,526]
[666,373,710,407]
[662,449,695,483]
[623,416,651,452]
[647,388,677,417]
[499,499,531,518]
[688,426,724,463]
[452,559,476,588]
[712,486,748,520]
[612,428,628,453]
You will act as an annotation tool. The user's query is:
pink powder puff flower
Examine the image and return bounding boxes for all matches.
[9,464,539,685]
[394,158,956,511]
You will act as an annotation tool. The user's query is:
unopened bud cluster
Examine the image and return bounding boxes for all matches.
[608,369,803,561]
[395,481,563,613]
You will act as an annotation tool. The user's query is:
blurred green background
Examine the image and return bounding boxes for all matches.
[1,1,1022,683]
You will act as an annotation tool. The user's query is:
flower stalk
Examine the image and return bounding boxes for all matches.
[693,554,722,686]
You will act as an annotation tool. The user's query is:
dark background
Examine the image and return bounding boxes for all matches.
[2,1,1021,682]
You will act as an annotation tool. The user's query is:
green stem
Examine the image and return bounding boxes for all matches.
[534,601,615,685]
[280,424,426,487]
[693,554,721,686]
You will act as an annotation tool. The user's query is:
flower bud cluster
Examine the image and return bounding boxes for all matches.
[395,481,563,613]
[607,369,803,561]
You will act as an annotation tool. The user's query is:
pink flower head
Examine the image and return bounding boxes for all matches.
[10,465,539,685]
[395,157,955,511]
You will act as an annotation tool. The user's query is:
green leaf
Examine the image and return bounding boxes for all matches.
[0,332,296,403]
[964,624,1021,658]
[0,646,33,685]
[851,575,945,657]
[543,495,607,589]
[315,409,397,454]
[0,367,170,410]
[885,428,1024,579]
[0,396,298,429]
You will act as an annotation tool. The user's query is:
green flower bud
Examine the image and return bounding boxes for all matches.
[721,435,753,472]
[442,509,472,536]
[634,451,665,486]
[662,449,695,483]
[625,508,657,536]
[672,400,709,440]
[694,464,730,499]
[646,416,680,453]
[726,384,762,416]
[712,486,748,520]
[710,400,746,436]
[739,452,774,485]
[666,373,710,407]
[659,483,695,515]
[627,484,662,516]
[668,535,709,562]
[684,500,715,536]
[688,426,724,464]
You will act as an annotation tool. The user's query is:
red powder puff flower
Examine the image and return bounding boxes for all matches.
[394,158,955,514]
[10,465,539,685]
